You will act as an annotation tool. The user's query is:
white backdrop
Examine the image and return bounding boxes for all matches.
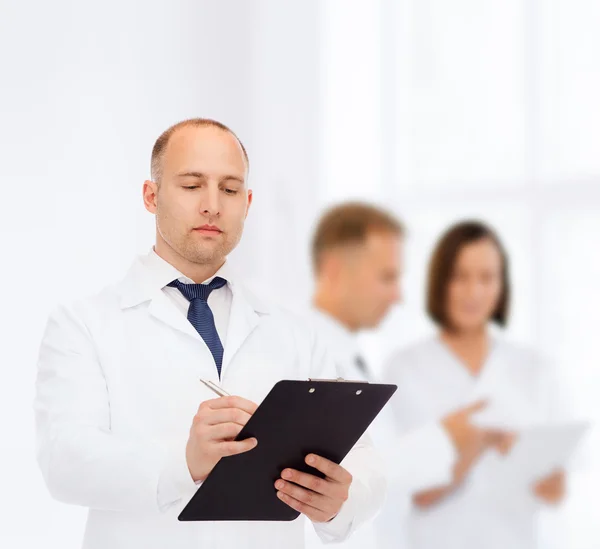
[1,1,599,548]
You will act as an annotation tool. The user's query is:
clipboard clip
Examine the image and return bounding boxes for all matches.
[308,377,369,383]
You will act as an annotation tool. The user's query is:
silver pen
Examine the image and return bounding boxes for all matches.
[200,378,231,397]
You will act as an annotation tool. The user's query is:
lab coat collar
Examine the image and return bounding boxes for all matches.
[118,249,271,370]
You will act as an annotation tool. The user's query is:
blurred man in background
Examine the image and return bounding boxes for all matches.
[310,202,403,381]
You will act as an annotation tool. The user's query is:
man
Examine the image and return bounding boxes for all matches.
[305,203,493,548]
[34,119,385,549]
[310,202,404,382]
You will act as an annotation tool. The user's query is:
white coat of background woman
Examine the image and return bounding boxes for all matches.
[381,220,567,549]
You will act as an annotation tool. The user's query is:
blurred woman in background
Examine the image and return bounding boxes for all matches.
[381,220,566,549]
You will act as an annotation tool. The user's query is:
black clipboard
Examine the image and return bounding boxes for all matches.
[178,379,397,522]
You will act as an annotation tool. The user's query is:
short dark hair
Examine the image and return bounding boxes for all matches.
[427,220,510,328]
[150,118,249,183]
[311,202,404,272]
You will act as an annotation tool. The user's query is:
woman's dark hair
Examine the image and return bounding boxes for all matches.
[427,220,510,328]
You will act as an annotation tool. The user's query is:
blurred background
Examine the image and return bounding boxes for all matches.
[1,0,599,547]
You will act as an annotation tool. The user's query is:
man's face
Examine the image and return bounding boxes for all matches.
[145,124,252,265]
[340,231,403,329]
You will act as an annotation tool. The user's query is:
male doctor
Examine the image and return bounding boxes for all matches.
[34,119,385,549]
[305,203,489,548]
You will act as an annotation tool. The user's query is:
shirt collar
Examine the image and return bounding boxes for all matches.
[119,248,236,309]
[145,247,234,287]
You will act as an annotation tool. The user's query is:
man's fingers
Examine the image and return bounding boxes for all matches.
[276,491,331,523]
[206,395,258,415]
[305,454,352,485]
[275,479,330,509]
[204,408,252,427]
[217,437,258,457]
[208,422,245,441]
[279,468,345,500]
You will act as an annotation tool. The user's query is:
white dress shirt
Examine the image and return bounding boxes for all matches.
[149,249,233,346]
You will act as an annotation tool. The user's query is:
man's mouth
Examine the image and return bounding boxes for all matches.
[194,224,223,234]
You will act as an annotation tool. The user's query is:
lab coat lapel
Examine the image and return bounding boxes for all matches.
[118,254,268,376]
[118,254,204,343]
[147,290,202,342]
[221,284,268,375]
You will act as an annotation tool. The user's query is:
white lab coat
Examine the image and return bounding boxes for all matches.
[304,310,456,549]
[380,335,565,549]
[34,253,386,549]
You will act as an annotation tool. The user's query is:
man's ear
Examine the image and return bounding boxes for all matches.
[143,180,159,213]
[245,189,253,218]
[320,251,343,284]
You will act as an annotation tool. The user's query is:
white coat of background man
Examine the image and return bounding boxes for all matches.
[34,119,385,549]
[304,203,489,548]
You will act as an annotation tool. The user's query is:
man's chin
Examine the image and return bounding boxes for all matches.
[180,244,226,265]
[361,317,383,331]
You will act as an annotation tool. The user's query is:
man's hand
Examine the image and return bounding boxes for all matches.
[186,395,258,483]
[533,470,566,505]
[274,454,352,523]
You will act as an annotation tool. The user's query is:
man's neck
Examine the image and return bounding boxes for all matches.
[153,241,224,284]
[313,291,358,333]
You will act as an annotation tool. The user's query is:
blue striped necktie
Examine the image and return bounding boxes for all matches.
[167,276,227,377]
